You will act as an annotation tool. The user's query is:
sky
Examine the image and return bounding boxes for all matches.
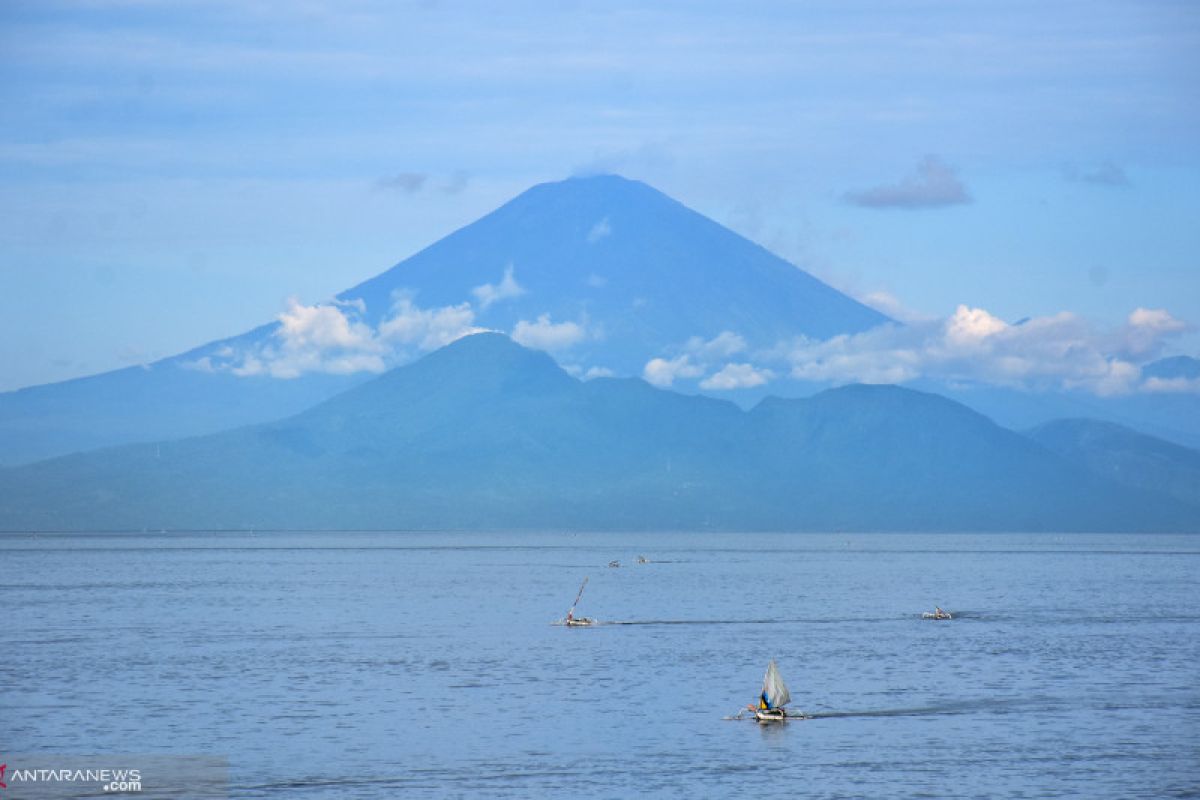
[2,0,1198,391]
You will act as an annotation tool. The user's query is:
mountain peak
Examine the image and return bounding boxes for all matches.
[525,172,666,201]
[550,172,646,188]
[486,172,685,228]
[340,173,889,379]
[303,331,576,423]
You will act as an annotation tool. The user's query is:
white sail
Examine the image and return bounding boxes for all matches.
[762,659,791,709]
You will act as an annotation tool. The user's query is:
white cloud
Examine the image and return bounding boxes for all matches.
[943,304,1008,349]
[239,297,387,379]
[700,362,775,390]
[1142,377,1200,394]
[584,366,615,380]
[204,297,391,381]
[333,296,367,314]
[587,217,611,243]
[511,313,587,351]
[685,330,746,361]
[209,293,483,379]
[471,264,526,309]
[1063,359,1141,397]
[778,304,1192,396]
[643,355,703,388]
[644,330,769,390]
[858,290,935,323]
[182,355,215,373]
[277,297,379,353]
[231,354,266,377]
[378,294,482,351]
[586,273,607,288]
[1116,307,1189,360]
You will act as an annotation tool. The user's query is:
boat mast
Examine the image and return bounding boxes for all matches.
[567,576,589,620]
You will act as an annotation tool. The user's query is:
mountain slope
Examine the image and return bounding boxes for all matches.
[1027,418,1200,508]
[342,174,887,353]
[1,334,1191,532]
[0,175,887,466]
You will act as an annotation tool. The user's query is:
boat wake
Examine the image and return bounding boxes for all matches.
[724,697,1037,722]
[808,697,1032,720]
[599,617,860,626]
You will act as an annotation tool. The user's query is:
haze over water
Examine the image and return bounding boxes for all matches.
[4,532,1198,798]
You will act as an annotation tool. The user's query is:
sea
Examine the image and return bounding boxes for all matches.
[3,531,1198,799]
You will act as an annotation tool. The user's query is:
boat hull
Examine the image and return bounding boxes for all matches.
[753,708,790,723]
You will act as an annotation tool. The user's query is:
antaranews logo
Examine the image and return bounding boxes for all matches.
[0,754,227,797]
[0,759,143,794]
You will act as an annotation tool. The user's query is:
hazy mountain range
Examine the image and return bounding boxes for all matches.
[1,333,1195,532]
[1,174,1196,532]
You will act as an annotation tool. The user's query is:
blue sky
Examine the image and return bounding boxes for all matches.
[1,0,1198,391]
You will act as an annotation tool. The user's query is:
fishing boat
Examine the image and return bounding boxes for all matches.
[608,559,621,568]
[751,659,798,722]
[562,577,595,626]
[922,606,952,620]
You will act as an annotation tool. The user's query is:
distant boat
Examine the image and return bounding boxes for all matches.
[562,577,595,626]
[922,606,953,620]
[608,559,621,568]
[752,659,799,722]
[636,555,649,564]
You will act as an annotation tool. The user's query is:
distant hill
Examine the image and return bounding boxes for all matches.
[922,382,1200,451]
[0,175,886,466]
[2,334,1191,532]
[1027,418,1200,509]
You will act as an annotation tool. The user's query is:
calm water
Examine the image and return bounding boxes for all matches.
[3,532,1198,798]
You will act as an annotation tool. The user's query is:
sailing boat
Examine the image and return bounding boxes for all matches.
[752,659,796,722]
[562,577,595,627]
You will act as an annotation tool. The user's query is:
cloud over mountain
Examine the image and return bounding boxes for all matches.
[511,314,588,351]
[700,362,775,390]
[471,265,526,309]
[189,293,485,379]
[780,305,1192,396]
[197,292,1192,399]
[643,354,704,388]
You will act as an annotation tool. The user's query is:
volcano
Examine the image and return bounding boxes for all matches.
[0,175,887,465]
